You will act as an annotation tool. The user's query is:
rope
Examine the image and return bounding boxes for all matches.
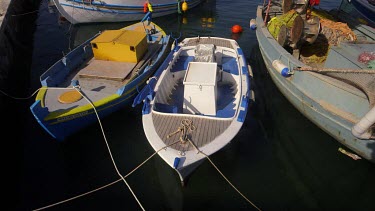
[9,85,146,211]
[33,137,181,211]
[11,10,38,17]
[295,66,375,73]
[186,139,262,211]
[71,85,145,211]
[3,86,261,210]
[167,119,261,211]
[0,86,75,100]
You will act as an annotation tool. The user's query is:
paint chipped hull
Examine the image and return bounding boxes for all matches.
[254,2,375,163]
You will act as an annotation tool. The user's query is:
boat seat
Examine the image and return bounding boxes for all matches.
[194,44,216,63]
[79,60,135,81]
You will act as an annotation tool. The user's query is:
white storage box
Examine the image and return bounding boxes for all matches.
[183,62,217,115]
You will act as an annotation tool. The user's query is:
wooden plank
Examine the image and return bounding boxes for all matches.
[79,60,135,81]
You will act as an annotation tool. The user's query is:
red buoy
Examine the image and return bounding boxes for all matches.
[143,2,148,13]
[231,24,243,33]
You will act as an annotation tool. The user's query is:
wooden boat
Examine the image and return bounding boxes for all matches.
[132,36,254,185]
[251,0,375,162]
[51,0,204,24]
[341,0,375,28]
[30,14,172,141]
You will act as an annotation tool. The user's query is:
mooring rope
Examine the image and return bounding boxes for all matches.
[2,87,261,210]
[6,85,144,210]
[71,85,145,211]
[33,138,181,211]
[0,87,65,100]
[169,119,262,211]
[295,66,375,74]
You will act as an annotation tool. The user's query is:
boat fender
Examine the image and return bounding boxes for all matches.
[249,19,256,30]
[272,60,291,77]
[148,3,153,12]
[182,1,188,12]
[173,157,181,169]
[351,106,375,139]
[143,2,148,13]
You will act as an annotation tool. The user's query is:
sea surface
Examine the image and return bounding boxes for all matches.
[21,0,375,210]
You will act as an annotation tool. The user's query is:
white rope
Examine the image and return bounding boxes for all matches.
[72,86,145,211]
[170,119,262,211]
[32,135,181,211]
[187,139,262,211]
[7,85,147,211]
[2,87,261,210]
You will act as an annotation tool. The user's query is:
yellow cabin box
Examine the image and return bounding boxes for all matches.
[90,29,148,63]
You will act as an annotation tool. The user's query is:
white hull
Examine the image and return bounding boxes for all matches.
[52,0,204,24]
[135,37,254,184]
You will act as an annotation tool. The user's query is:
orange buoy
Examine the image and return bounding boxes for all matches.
[231,24,243,33]
[143,2,148,13]
[182,1,188,12]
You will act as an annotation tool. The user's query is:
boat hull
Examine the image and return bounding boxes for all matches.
[349,0,375,27]
[31,79,141,141]
[53,0,204,24]
[136,37,254,184]
[254,5,375,163]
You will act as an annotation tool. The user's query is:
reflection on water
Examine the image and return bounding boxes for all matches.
[21,0,375,210]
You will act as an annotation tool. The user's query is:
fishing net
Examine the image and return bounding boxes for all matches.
[300,9,357,65]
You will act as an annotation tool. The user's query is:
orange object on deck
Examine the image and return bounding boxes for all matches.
[58,90,82,104]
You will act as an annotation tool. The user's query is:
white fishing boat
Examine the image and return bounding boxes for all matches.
[133,36,254,185]
[51,0,204,24]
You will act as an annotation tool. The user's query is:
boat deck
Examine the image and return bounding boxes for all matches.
[43,42,162,112]
[152,112,232,152]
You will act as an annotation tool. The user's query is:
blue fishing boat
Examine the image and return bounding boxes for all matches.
[51,0,204,24]
[251,0,375,162]
[133,36,254,185]
[30,13,172,141]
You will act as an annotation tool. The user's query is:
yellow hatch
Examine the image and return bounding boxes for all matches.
[91,29,148,63]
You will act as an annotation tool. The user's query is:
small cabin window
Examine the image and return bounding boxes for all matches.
[91,43,98,49]
[130,46,135,52]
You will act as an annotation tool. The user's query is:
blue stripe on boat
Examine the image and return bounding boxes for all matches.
[222,57,238,75]
[60,3,177,14]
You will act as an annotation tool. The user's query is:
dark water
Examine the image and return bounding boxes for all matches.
[20,0,375,210]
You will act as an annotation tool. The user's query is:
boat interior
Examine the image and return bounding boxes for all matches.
[261,0,375,110]
[153,43,241,118]
[37,23,167,112]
